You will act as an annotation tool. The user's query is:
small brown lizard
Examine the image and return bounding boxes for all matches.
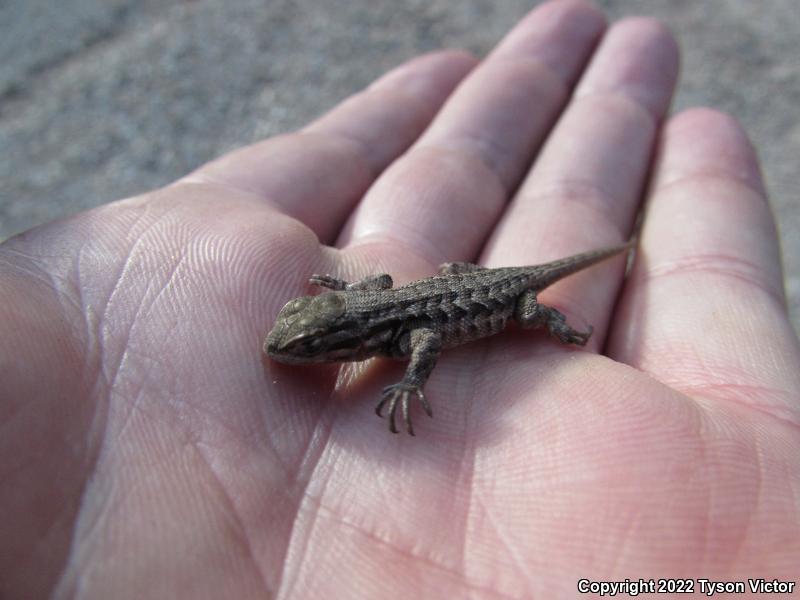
[265,241,632,435]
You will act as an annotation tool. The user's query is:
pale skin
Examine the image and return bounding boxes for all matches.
[1,1,799,598]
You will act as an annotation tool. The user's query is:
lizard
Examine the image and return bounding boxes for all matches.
[264,241,632,435]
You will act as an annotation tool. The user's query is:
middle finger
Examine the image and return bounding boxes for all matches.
[337,0,607,276]
[485,17,679,348]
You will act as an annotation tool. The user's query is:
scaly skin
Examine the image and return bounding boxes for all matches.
[265,242,631,434]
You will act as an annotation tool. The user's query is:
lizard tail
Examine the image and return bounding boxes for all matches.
[531,239,635,290]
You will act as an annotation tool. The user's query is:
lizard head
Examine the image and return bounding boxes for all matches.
[264,292,366,364]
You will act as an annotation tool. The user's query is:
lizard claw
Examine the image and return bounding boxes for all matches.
[376,383,431,435]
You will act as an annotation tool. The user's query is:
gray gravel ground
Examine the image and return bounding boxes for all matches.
[1,0,798,330]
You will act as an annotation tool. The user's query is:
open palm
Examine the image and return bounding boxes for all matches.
[2,2,798,598]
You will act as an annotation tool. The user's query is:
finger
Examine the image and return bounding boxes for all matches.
[183,51,477,242]
[338,0,607,274]
[484,18,679,346]
[610,108,800,421]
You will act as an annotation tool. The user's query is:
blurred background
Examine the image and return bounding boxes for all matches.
[1,0,798,330]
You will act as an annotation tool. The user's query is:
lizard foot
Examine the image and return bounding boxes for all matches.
[557,324,593,346]
[375,383,433,435]
[538,306,594,346]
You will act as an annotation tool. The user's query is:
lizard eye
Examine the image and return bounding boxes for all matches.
[284,330,324,351]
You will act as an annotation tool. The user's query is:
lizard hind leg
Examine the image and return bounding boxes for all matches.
[514,290,593,346]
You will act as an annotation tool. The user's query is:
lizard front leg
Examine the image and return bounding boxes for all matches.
[438,261,486,275]
[309,273,393,291]
[376,328,441,435]
[514,290,593,345]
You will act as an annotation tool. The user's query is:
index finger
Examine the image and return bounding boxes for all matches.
[183,51,477,243]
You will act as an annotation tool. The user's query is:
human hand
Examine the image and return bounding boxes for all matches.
[2,1,798,597]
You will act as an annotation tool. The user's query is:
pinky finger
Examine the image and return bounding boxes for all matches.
[609,108,800,423]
